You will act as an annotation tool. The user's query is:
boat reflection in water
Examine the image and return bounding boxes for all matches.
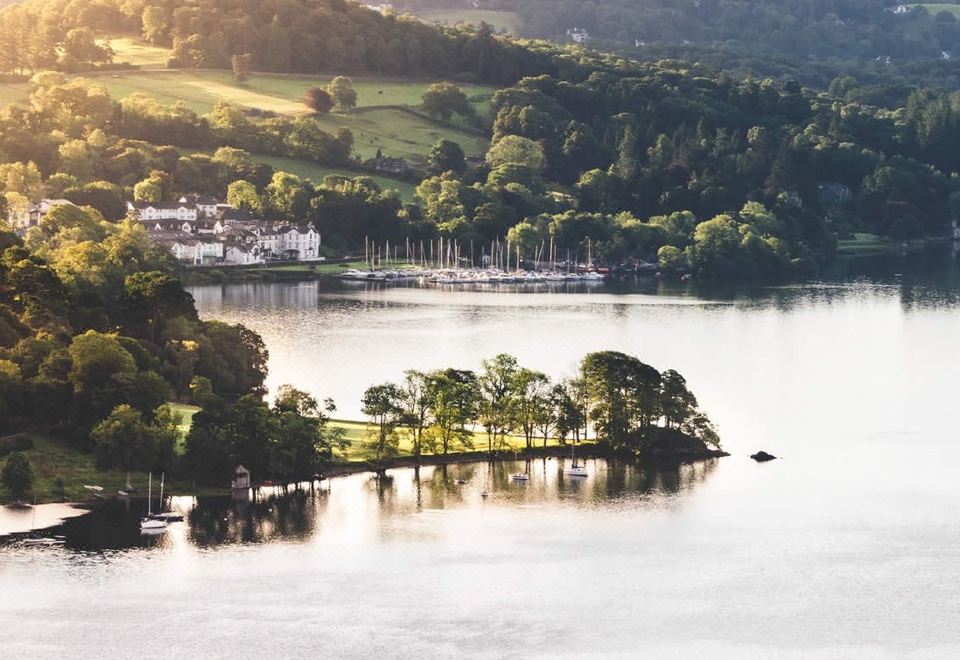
[11,457,718,553]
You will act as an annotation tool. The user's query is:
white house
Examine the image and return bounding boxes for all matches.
[224,244,264,265]
[278,225,321,259]
[8,198,76,234]
[141,219,197,234]
[154,232,223,265]
[254,224,321,260]
[179,194,219,218]
[127,201,199,223]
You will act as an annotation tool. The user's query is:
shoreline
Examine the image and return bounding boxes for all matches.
[0,443,727,536]
[319,443,729,479]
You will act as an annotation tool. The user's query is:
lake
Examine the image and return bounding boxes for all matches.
[3,251,960,657]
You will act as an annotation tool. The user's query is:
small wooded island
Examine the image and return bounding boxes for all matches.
[0,221,721,503]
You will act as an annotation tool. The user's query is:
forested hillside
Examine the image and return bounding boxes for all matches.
[3,0,960,282]
[400,0,960,64]
[0,0,562,83]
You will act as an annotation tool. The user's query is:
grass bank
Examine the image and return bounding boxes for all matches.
[0,414,581,503]
[836,232,892,256]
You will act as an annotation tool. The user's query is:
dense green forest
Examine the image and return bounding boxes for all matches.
[0,0,561,82]
[3,0,960,282]
[401,0,960,64]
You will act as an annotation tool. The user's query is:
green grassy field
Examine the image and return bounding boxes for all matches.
[836,232,891,255]
[316,107,489,162]
[82,67,492,162]
[85,67,495,115]
[416,9,523,34]
[0,34,495,165]
[0,434,216,503]
[330,419,571,462]
[902,5,960,37]
[168,402,201,450]
[101,36,172,68]
[910,4,960,17]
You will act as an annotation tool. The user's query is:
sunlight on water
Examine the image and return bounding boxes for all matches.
[5,272,960,656]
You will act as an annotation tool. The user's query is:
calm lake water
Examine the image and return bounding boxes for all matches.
[3,251,960,657]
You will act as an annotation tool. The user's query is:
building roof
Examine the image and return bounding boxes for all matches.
[179,194,219,205]
[216,207,260,223]
[128,201,198,211]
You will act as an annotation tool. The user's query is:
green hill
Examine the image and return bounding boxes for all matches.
[77,64,494,163]
[416,9,523,34]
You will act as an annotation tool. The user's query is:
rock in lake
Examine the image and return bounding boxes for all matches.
[750,451,777,462]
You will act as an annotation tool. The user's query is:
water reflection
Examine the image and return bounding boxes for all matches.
[2,459,717,553]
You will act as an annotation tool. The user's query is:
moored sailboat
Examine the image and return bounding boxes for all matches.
[140,473,167,533]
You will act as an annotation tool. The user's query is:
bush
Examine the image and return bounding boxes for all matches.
[0,434,34,457]
[1,451,34,500]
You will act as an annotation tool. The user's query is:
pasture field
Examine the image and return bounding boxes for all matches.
[910,4,960,17]
[87,68,494,115]
[83,67,493,162]
[416,9,523,34]
[101,36,172,68]
[0,81,28,106]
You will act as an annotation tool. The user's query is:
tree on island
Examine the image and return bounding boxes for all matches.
[303,87,334,114]
[424,368,478,455]
[90,403,180,488]
[327,76,357,112]
[231,53,252,85]
[513,368,551,449]
[273,386,345,483]
[477,354,520,453]
[579,351,719,451]
[2,452,34,501]
[400,370,431,459]
[427,139,466,176]
[362,383,404,466]
[421,82,473,121]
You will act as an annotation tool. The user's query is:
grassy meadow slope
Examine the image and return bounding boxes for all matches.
[94,37,495,164]
[1,36,494,173]
[416,9,523,34]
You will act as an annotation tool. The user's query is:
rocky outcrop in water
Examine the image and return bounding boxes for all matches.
[750,451,777,462]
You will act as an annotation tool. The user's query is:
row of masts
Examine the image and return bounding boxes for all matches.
[363,236,594,272]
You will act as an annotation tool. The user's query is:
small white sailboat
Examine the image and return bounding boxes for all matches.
[140,473,168,533]
[510,472,530,482]
[21,498,66,546]
[564,441,588,477]
[148,473,184,522]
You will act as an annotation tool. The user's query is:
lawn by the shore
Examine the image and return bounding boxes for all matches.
[1,412,578,503]
[836,232,891,256]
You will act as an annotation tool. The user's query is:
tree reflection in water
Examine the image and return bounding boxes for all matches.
[29,458,719,551]
[188,489,324,547]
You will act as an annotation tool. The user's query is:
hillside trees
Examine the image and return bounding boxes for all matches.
[421,82,473,121]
